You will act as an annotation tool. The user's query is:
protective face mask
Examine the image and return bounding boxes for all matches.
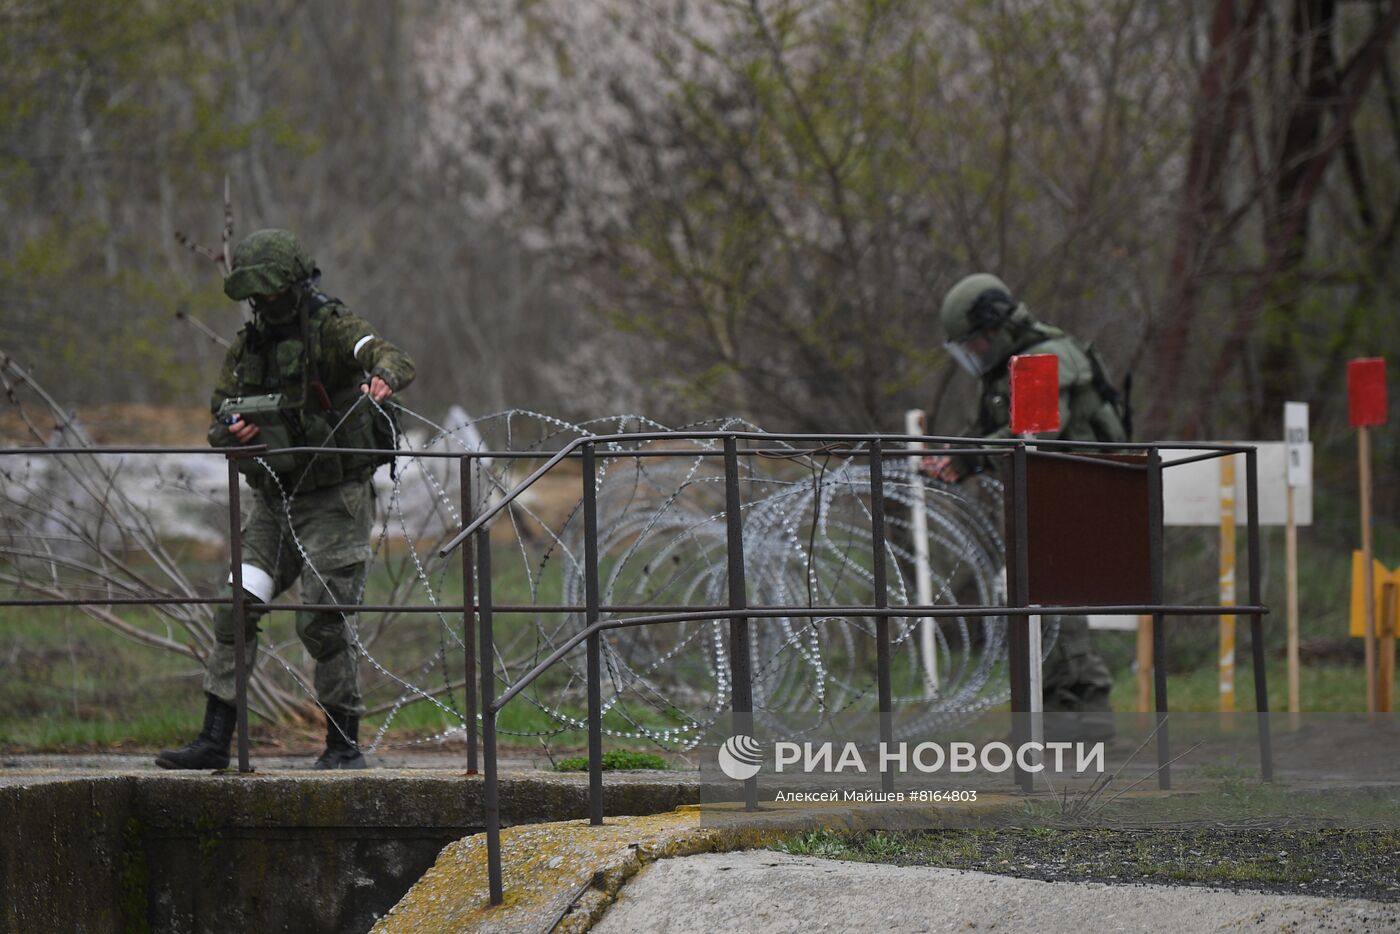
[945,339,985,377]
[945,331,1002,377]
[253,291,299,325]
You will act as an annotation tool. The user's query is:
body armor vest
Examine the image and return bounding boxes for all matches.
[230,297,392,493]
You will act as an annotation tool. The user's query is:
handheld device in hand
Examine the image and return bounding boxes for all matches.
[216,393,289,424]
[216,394,295,470]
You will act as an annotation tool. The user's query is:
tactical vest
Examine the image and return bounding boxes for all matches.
[230,296,394,494]
[977,325,1128,444]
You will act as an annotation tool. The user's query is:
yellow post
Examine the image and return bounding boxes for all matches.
[1220,456,1236,716]
[1360,426,1377,714]
[1136,614,1153,716]
[1380,582,1396,714]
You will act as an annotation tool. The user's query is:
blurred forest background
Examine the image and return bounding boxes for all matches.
[2,0,1400,744]
[1,0,1396,452]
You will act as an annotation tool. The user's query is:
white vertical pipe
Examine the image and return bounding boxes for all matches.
[905,409,939,697]
[1028,612,1044,787]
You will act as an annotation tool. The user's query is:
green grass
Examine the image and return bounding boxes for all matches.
[3,703,205,749]
[0,598,208,749]
[3,519,1394,753]
[1106,657,1380,713]
[772,829,852,859]
[554,749,668,771]
[0,541,702,751]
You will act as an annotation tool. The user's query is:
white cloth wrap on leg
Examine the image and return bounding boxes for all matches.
[227,563,274,604]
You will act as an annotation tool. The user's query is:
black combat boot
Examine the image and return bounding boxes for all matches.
[313,708,367,770]
[155,694,236,770]
[1073,686,1117,744]
[1044,686,1116,744]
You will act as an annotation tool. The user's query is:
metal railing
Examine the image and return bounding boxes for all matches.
[431,432,1272,907]
[0,442,489,773]
[1,433,1272,907]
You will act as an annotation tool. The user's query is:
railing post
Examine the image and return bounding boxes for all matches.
[460,455,478,774]
[723,435,757,810]
[1246,447,1274,781]
[1147,448,1171,790]
[583,442,604,825]
[868,441,894,794]
[478,529,503,906]
[226,453,252,774]
[1007,443,1033,793]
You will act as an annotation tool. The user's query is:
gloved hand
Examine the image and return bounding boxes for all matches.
[919,455,961,483]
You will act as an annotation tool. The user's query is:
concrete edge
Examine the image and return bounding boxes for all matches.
[561,812,783,933]
[373,794,1031,933]
[371,807,782,934]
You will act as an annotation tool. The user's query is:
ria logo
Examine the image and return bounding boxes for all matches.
[717,734,763,781]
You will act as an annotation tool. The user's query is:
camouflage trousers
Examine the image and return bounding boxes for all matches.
[204,478,374,716]
[1043,616,1113,713]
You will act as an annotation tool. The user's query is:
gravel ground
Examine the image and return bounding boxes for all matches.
[777,828,1400,903]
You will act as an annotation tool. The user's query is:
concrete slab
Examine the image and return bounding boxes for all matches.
[593,851,1400,934]
[0,766,698,933]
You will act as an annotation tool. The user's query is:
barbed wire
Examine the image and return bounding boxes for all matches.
[2,402,1031,754]
[252,403,1029,752]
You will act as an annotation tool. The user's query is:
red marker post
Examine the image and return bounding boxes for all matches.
[1349,357,1388,713]
[1009,352,1058,774]
[1010,353,1060,435]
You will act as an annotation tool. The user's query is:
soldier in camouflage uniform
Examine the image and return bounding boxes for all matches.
[927,273,1124,741]
[157,229,415,771]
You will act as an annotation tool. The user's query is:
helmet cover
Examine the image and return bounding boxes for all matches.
[940,273,1017,376]
[223,229,317,302]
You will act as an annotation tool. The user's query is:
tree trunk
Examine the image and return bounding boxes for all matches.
[1144,0,1266,438]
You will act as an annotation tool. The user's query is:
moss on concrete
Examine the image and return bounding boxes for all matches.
[372,807,781,934]
[119,817,150,934]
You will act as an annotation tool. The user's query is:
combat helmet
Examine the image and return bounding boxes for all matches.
[939,273,1022,377]
[223,229,318,302]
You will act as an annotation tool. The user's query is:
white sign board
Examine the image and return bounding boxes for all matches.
[1161,443,1312,527]
[1087,614,1141,631]
[1285,402,1310,489]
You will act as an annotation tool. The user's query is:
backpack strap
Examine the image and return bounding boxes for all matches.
[299,289,338,416]
[1082,340,1132,441]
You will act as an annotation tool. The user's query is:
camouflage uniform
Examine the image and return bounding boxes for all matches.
[963,325,1127,453]
[939,274,1123,728]
[204,274,416,717]
[159,229,414,771]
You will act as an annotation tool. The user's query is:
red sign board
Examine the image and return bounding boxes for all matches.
[1010,354,1060,435]
[1348,358,1388,428]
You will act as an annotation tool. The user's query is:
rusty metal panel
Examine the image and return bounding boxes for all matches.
[1009,452,1152,607]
